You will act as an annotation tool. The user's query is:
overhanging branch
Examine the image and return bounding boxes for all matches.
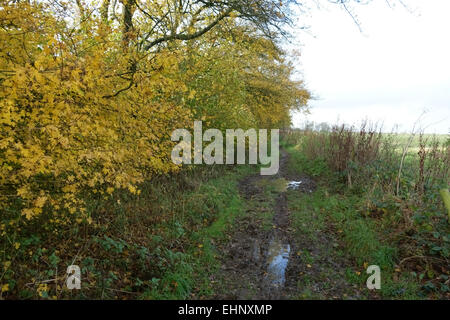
[143,7,233,51]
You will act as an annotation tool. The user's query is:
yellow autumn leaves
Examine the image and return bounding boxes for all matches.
[0,3,189,225]
[0,1,309,233]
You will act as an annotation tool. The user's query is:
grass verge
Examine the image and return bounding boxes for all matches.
[284,143,424,299]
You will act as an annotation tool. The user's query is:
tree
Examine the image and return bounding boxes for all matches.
[0,0,309,225]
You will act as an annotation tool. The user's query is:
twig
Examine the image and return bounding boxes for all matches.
[399,255,447,265]
[396,111,426,195]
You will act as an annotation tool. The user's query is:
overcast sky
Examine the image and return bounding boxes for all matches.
[289,0,450,134]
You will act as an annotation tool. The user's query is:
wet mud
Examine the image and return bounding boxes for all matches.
[212,150,364,300]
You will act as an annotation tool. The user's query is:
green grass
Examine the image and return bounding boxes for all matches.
[389,133,448,148]
[284,143,422,299]
[288,191,326,241]
[141,165,255,299]
[0,162,257,300]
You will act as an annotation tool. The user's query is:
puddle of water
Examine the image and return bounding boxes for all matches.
[287,181,302,190]
[256,179,307,192]
[266,238,290,287]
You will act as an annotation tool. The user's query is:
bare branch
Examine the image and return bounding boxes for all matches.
[143,7,233,50]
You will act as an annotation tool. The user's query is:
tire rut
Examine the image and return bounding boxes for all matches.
[212,149,365,300]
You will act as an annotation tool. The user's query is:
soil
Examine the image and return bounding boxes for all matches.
[212,150,366,300]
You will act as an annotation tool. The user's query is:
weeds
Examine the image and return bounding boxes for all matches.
[283,126,449,298]
[0,165,253,299]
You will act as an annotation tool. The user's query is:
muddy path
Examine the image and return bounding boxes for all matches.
[212,149,366,300]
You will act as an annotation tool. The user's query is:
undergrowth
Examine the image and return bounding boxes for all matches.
[0,165,254,299]
[283,127,449,299]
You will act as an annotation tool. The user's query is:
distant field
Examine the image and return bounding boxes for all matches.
[384,132,448,148]
[289,129,449,150]
[384,133,449,154]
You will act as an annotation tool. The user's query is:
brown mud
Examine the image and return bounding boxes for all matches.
[212,150,366,299]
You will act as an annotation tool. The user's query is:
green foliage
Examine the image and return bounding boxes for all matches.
[0,164,253,299]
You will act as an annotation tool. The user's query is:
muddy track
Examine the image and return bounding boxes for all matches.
[212,149,365,300]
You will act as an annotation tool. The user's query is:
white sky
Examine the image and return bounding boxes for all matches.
[289,0,450,134]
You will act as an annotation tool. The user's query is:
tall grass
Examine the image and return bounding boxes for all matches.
[285,124,449,204]
[284,125,449,297]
